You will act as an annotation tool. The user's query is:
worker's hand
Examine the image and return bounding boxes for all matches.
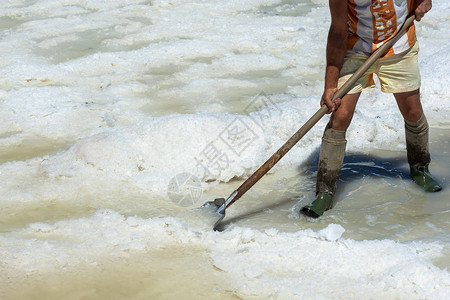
[414,0,432,21]
[321,87,341,114]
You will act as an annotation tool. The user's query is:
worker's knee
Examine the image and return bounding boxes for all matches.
[330,109,354,131]
[403,107,423,122]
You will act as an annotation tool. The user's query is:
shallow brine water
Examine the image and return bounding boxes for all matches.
[0,0,449,299]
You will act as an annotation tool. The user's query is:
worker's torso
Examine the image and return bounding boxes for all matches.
[347,0,416,57]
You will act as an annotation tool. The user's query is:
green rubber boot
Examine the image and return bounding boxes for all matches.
[410,165,442,192]
[300,193,333,218]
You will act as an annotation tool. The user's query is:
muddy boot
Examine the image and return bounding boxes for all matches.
[410,165,442,192]
[300,193,333,218]
[405,114,442,192]
[301,124,347,218]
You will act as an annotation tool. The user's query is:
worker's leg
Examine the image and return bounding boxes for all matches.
[394,89,441,192]
[301,93,360,218]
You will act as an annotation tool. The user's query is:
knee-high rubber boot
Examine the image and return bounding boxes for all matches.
[405,114,441,192]
[315,124,347,195]
[301,124,347,218]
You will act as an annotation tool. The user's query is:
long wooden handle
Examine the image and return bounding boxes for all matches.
[226,14,416,208]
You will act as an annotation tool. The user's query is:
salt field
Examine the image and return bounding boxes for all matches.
[0,0,449,299]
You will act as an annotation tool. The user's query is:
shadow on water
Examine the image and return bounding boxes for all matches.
[299,147,411,183]
[216,146,414,231]
[215,197,295,231]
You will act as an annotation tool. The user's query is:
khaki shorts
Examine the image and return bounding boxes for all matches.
[338,42,421,94]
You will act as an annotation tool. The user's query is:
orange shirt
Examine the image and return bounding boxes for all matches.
[347,0,416,57]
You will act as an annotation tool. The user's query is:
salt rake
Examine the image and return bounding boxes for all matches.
[201,14,416,229]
